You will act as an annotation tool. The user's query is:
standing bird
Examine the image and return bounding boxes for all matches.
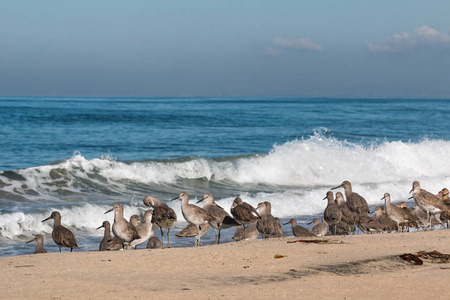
[308,217,329,236]
[335,192,356,234]
[332,181,370,215]
[382,193,418,232]
[42,211,78,252]
[97,221,122,251]
[230,197,260,239]
[323,191,342,235]
[26,234,47,254]
[256,201,282,238]
[143,195,177,248]
[105,203,141,247]
[371,206,397,232]
[129,209,154,249]
[171,192,213,246]
[283,218,313,237]
[196,193,239,244]
[409,181,450,229]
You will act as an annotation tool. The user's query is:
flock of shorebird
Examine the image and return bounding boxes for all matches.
[26,180,450,254]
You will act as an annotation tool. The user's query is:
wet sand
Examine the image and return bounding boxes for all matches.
[2,229,450,299]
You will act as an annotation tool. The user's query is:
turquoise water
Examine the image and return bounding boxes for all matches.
[1,97,449,256]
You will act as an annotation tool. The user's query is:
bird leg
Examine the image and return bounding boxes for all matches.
[167,228,171,248]
[160,227,165,249]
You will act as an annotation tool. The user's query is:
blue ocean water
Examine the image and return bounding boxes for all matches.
[1,97,450,257]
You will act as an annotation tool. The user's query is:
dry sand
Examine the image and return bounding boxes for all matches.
[2,229,450,299]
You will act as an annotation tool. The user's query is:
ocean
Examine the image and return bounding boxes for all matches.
[1,97,450,257]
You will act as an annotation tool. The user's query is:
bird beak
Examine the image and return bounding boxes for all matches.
[96,225,104,230]
[196,197,205,204]
[381,196,385,201]
[331,185,341,190]
[322,196,327,201]
[307,221,313,225]
[171,197,179,201]
[105,208,114,214]
[409,187,414,194]
[282,221,290,225]
[26,238,35,244]
[408,196,414,200]
[41,216,51,223]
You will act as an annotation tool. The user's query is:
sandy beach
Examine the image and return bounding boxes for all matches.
[2,229,450,299]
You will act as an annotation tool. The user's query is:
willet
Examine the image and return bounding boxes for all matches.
[256,201,282,238]
[398,201,419,232]
[130,214,141,227]
[355,214,383,234]
[230,197,260,239]
[382,193,418,232]
[233,222,259,241]
[175,222,211,238]
[147,236,163,249]
[42,211,78,252]
[171,192,213,246]
[129,209,154,249]
[323,191,342,235]
[371,206,397,232]
[26,234,47,254]
[409,181,450,229]
[143,195,177,248]
[283,218,313,237]
[97,221,122,251]
[196,193,239,244]
[410,204,439,228]
[105,203,141,246]
[332,181,370,215]
[335,192,356,234]
[308,218,328,236]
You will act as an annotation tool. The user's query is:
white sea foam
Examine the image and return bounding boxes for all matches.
[2,135,450,240]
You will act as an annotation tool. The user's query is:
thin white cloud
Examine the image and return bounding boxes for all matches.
[270,37,323,53]
[264,46,281,56]
[366,26,450,54]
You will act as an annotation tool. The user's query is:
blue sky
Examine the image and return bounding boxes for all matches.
[1,1,450,97]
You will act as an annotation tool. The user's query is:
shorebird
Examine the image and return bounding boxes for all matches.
[233,222,259,241]
[129,209,154,249]
[332,181,370,215]
[382,193,418,232]
[283,218,313,237]
[256,201,282,238]
[147,236,163,249]
[409,181,450,229]
[175,222,211,238]
[355,214,383,234]
[335,192,356,234]
[398,201,419,232]
[171,192,213,246]
[230,197,260,239]
[196,193,239,244]
[323,191,342,235]
[437,188,450,206]
[308,217,328,236]
[26,234,47,254]
[105,203,141,247]
[130,214,141,227]
[42,211,78,252]
[143,195,177,248]
[97,221,122,251]
[371,206,397,232]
